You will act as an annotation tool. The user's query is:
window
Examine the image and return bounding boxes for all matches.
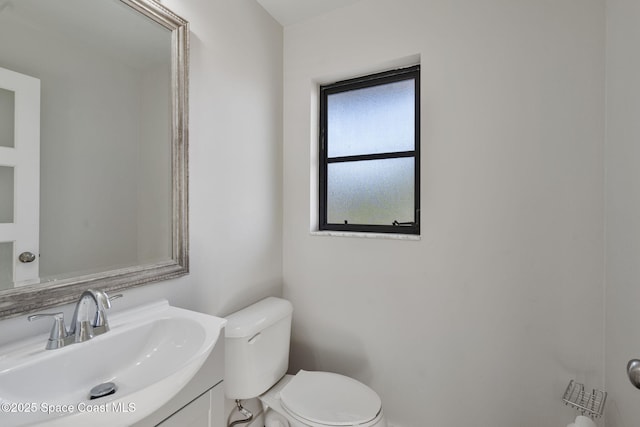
[319,65,420,235]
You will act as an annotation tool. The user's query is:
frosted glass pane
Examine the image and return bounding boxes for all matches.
[0,166,14,223]
[0,241,13,290]
[0,88,15,148]
[327,158,414,225]
[327,79,415,157]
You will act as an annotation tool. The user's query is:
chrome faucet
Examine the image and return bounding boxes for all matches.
[70,289,113,342]
[28,289,122,350]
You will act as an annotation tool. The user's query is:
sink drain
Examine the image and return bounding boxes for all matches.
[89,382,117,400]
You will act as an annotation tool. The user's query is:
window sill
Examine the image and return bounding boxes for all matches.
[310,231,421,241]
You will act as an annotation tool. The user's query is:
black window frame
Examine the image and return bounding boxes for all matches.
[319,65,420,235]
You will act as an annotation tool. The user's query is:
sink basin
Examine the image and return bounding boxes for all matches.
[0,300,226,426]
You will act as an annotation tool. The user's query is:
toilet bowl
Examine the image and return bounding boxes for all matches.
[224,297,387,427]
[260,371,386,427]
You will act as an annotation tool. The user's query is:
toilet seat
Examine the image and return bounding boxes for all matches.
[279,370,382,426]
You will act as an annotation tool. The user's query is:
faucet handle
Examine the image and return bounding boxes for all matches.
[28,312,70,350]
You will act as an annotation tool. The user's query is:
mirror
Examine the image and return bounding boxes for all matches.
[0,0,188,318]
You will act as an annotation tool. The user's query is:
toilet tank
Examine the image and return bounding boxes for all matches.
[224,297,293,399]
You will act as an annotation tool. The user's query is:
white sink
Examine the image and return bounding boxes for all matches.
[0,300,226,427]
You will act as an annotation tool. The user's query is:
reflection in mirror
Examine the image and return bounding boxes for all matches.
[0,88,15,148]
[0,0,188,317]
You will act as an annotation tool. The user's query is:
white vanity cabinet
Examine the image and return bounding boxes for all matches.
[156,386,224,427]
[133,341,225,427]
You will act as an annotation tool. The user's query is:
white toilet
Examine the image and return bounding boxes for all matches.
[224,297,387,427]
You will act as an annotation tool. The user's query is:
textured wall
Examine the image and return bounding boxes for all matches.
[282,1,605,426]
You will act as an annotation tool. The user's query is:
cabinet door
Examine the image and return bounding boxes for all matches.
[210,383,225,427]
[157,390,211,427]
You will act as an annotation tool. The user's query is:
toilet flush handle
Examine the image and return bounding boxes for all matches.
[248,332,261,344]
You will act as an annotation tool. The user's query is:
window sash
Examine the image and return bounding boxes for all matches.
[319,65,420,235]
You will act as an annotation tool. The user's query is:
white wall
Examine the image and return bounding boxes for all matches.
[282,1,605,426]
[604,1,640,426]
[160,0,283,317]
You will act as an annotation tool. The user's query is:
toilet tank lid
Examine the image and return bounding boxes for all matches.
[225,297,293,338]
